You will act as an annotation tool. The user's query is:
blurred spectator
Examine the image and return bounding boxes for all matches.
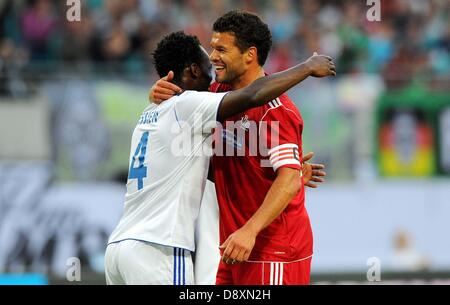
[366,21,394,73]
[336,2,368,73]
[183,0,211,50]
[0,0,447,136]
[265,0,299,43]
[20,0,58,61]
[60,9,93,67]
[91,0,131,62]
[266,41,295,75]
[0,0,446,87]
[390,230,430,272]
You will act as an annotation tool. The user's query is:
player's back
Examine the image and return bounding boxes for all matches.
[108,90,225,252]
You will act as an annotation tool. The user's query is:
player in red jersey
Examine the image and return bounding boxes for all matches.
[150,10,335,285]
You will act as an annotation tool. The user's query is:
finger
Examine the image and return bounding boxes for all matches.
[166,71,174,81]
[154,93,176,101]
[305,182,317,188]
[228,247,240,262]
[149,85,157,102]
[154,87,179,96]
[310,177,325,183]
[311,174,325,181]
[222,243,234,263]
[311,164,325,170]
[235,249,246,263]
[311,170,327,176]
[222,255,231,264]
[156,79,182,93]
[219,239,230,259]
[221,249,231,263]
[311,174,326,181]
[230,248,244,264]
[311,168,322,172]
[219,239,229,250]
[222,254,230,263]
[325,56,332,61]
[222,254,229,263]
[302,152,314,163]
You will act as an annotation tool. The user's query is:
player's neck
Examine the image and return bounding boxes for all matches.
[230,66,265,90]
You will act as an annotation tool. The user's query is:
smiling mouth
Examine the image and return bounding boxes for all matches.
[214,65,225,73]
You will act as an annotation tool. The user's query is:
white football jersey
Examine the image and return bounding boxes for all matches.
[108,91,227,252]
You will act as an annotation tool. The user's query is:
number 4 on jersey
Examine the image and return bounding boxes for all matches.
[128,131,149,190]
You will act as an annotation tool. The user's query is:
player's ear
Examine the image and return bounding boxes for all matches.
[245,46,257,65]
[189,63,201,79]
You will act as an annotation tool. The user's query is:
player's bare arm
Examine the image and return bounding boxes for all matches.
[220,167,301,264]
[216,53,335,121]
[149,52,336,106]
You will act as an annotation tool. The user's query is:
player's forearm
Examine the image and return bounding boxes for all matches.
[245,62,313,107]
[217,62,312,121]
[242,168,301,236]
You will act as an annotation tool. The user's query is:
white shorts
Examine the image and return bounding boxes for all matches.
[105,239,194,285]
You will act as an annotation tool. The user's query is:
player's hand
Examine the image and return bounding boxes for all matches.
[305,52,336,77]
[148,71,182,104]
[219,227,256,265]
[302,151,326,188]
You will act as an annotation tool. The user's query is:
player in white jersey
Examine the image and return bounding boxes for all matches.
[105,31,335,285]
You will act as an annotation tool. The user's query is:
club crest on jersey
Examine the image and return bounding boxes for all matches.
[240,115,251,131]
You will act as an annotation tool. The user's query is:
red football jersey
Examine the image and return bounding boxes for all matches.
[210,82,313,262]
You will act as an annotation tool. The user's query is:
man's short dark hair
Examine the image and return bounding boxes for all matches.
[213,9,272,66]
[152,31,203,82]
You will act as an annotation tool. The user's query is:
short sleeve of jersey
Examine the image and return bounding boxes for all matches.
[260,102,302,172]
[174,91,227,134]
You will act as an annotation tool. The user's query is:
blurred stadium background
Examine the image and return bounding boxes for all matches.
[0,0,449,285]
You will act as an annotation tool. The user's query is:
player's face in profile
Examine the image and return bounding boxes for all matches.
[210,31,247,84]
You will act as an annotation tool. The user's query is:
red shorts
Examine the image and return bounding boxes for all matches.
[216,256,312,285]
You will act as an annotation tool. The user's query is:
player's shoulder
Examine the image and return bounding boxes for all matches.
[174,90,207,104]
[141,102,158,114]
[178,90,202,97]
[278,93,299,112]
[259,93,302,122]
